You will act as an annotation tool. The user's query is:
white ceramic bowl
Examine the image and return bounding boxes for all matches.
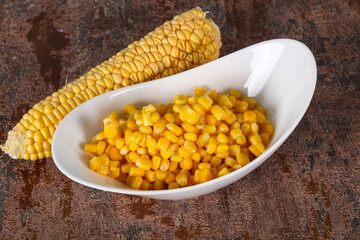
[52,39,317,200]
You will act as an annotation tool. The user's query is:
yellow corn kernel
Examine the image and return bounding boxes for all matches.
[260,133,270,146]
[234,101,248,113]
[184,132,197,141]
[210,105,225,120]
[139,179,151,190]
[230,89,241,99]
[254,110,265,124]
[109,147,122,161]
[164,112,175,123]
[170,152,183,162]
[152,156,162,170]
[156,137,170,151]
[196,132,210,148]
[99,155,109,166]
[142,104,156,113]
[146,135,157,148]
[192,103,205,116]
[216,150,229,159]
[181,122,197,133]
[104,144,112,155]
[153,120,166,134]
[103,118,118,139]
[198,162,211,170]
[164,130,178,143]
[174,94,188,105]
[145,170,156,182]
[129,167,146,177]
[128,142,139,152]
[138,126,152,135]
[109,167,120,178]
[150,111,160,123]
[248,144,261,157]
[260,121,274,136]
[216,143,228,153]
[184,141,197,154]
[120,164,133,174]
[206,137,217,154]
[175,172,188,187]
[96,141,106,155]
[33,131,44,143]
[124,129,133,144]
[84,143,97,153]
[96,165,109,176]
[206,89,218,100]
[173,104,183,113]
[190,152,200,162]
[89,156,101,170]
[241,123,251,137]
[198,95,213,109]
[210,156,222,167]
[255,142,266,153]
[169,161,179,172]
[126,176,143,190]
[178,146,191,158]
[230,128,243,140]
[225,157,237,167]
[228,144,241,156]
[125,118,137,131]
[108,160,120,168]
[194,86,206,97]
[179,106,198,124]
[243,111,257,123]
[155,169,167,180]
[194,169,212,183]
[217,167,230,177]
[224,113,237,125]
[250,134,262,145]
[180,158,193,170]
[217,122,229,134]
[128,151,140,163]
[136,157,152,171]
[115,138,125,149]
[216,133,228,144]
[137,147,148,155]
[256,106,266,116]
[168,182,180,189]
[164,172,175,184]
[251,122,259,133]
[154,179,166,190]
[219,96,233,108]
[159,158,170,171]
[203,124,217,134]
[142,112,152,126]
[242,97,256,109]
[125,104,136,115]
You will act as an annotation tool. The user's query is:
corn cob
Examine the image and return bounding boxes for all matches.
[0,8,222,161]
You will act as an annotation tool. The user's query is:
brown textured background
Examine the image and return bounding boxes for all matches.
[0,0,359,239]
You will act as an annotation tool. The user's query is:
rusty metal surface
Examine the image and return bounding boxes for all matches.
[0,0,359,239]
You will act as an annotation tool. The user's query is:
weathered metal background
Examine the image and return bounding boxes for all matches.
[0,0,359,239]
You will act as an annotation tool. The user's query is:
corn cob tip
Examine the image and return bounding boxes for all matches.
[1,126,27,159]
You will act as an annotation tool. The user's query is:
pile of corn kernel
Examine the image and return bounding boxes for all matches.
[84,86,274,190]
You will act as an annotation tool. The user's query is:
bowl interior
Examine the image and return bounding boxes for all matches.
[52,39,316,200]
